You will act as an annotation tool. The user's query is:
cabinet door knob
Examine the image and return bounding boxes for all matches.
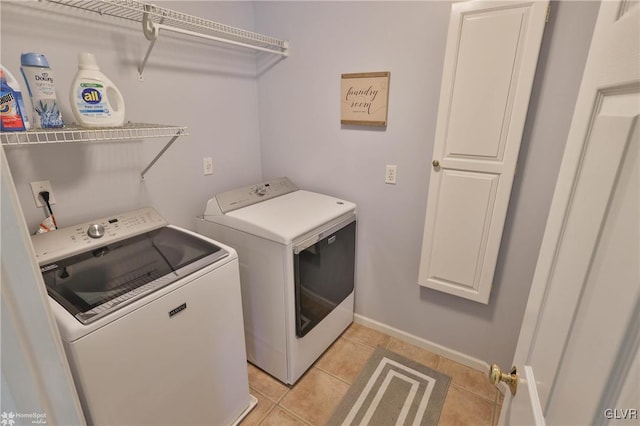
[432,160,440,168]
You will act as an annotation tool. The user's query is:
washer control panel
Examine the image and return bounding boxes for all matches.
[31,207,168,264]
[214,177,299,214]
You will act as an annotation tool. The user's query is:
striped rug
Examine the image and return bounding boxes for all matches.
[327,348,451,426]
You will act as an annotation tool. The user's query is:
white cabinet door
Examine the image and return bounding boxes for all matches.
[502,1,640,424]
[418,0,548,303]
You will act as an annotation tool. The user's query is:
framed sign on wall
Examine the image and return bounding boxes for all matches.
[340,72,390,127]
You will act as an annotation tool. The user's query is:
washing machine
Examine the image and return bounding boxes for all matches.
[196,177,356,384]
[31,207,256,425]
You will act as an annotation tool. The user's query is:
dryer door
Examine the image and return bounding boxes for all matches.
[294,218,356,338]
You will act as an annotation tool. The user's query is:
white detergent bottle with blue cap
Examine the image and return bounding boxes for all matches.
[20,53,64,128]
[70,53,125,128]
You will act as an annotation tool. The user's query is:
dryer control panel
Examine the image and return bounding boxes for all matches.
[208,177,299,214]
[31,207,168,264]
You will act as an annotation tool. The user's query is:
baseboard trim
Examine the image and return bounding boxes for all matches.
[353,314,490,373]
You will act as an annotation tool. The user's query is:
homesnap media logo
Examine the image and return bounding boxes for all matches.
[1,412,47,425]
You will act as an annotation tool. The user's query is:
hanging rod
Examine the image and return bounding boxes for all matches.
[44,0,290,78]
[140,5,289,78]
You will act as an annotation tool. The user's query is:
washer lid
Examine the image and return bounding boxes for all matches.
[222,190,356,244]
[41,226,228,325]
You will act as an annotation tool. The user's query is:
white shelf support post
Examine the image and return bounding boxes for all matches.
[140,130,182,179]
[139,5,160,80]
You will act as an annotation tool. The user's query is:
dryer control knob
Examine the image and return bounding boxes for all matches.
[87,223,105,239]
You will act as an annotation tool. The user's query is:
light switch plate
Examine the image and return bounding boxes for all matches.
[203,157,213,176]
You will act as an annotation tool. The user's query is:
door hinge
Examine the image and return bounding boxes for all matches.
[546,4,551,23]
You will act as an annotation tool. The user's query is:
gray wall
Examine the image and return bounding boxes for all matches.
[254,1,600,367]
[1,1,599,368]
[1,1,263,231]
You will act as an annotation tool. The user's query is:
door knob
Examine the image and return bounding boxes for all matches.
[432,160,440,168]
[489,364,518,396]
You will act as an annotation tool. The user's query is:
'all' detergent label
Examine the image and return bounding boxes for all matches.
[0,90,26,131]
[75,83,111,117]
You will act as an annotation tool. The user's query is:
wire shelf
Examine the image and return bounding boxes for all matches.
[45,0,289,52]
[1,123,187,146]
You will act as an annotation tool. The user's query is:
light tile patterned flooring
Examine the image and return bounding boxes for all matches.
[240,323,504,426]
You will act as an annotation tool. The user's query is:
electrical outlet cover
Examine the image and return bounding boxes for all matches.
[30,180,56,208]
[385,165,397,184]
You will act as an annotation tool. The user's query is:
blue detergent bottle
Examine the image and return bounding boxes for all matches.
[1,65,29,132]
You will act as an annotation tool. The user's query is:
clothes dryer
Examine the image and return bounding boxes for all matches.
[196,178,356,384]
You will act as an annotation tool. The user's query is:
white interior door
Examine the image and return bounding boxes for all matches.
[418,0,548,303]
[500,1,639,424]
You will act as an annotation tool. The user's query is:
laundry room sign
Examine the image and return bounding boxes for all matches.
[341,72,390,127]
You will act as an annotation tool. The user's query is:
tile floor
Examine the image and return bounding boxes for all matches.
[240,323,504,426]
